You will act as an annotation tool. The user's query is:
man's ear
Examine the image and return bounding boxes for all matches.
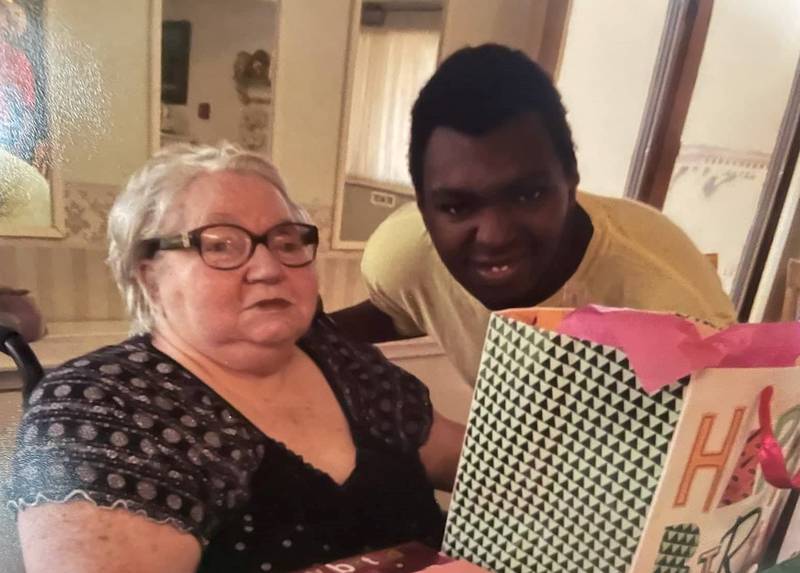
[568,184,577,207]
[567,169,580,200]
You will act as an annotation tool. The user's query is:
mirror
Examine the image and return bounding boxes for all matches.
[0,0,63,237]
[333,0,444,248]
[160,0,279,153]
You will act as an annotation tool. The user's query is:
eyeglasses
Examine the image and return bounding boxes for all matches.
[139,222,319,270]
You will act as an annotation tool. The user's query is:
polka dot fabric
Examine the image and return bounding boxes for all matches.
[7,315,444,572]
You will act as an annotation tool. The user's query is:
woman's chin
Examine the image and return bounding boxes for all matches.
[240,320,306,347]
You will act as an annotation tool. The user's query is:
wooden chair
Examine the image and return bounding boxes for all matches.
[781,258,800,321]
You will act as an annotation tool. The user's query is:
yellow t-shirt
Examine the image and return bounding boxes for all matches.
[361,192,737,385]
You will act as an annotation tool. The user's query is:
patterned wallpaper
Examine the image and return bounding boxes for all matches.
[62,181,119,246]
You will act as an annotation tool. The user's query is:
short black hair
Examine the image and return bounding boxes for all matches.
[409,44,579,198]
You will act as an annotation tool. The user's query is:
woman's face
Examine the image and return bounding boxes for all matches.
[141,170,319,357]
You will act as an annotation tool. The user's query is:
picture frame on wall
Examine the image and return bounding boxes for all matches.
[0,0,65,238]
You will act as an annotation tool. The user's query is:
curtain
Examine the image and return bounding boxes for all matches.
[345,26,439,190]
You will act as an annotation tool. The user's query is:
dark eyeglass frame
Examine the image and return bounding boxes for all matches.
[139,222,320,270]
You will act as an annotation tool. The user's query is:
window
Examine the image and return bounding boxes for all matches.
[345,25,439,190]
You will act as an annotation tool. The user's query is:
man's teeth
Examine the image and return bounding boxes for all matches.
[491,264,510,272]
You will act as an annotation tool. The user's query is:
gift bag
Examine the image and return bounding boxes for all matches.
[442,307,800,573]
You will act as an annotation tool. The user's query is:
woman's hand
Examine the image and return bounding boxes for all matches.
[420,410,465,492]
[18,501,201,573]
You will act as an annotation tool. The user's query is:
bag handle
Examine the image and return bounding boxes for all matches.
[758,386,800,489]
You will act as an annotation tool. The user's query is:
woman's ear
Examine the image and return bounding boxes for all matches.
[136,259,160,308]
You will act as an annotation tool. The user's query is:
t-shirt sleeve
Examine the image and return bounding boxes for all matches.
[361,205,427,338]
[7,358,219,544]
[573,194,737,327]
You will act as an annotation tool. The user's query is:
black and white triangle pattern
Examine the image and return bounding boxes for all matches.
[443,314,687,572]
[653,523,700,572]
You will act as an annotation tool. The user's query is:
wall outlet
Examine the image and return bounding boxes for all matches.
[370,190,396,208]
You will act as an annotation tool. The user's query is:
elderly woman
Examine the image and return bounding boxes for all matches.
[9,143,464,573]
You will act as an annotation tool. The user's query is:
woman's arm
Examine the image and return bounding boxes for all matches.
[420,410,465,492]
[19,501,201,573]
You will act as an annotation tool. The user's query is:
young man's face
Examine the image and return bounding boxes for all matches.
[419,113,576,310]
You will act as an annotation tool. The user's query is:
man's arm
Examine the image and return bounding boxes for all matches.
[420,410,466,492]
[329,300,416,344]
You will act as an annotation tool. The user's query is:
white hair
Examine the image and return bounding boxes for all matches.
[107,141,311,334]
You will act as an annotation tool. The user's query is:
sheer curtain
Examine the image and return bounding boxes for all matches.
[345,26,439,190]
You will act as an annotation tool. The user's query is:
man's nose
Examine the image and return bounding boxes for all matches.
[474,206,517,248]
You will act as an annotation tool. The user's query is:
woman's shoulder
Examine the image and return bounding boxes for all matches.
[48,336,153,373]
[41,335,184,389]
[27,335,198,429]
[303,316,434,451]
[13,335,260,545]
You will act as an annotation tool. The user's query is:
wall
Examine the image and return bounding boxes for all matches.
[162,0,278,148]
[271,0,353,213]
[46,0,153,187]
[439,0,547,61]
[555,0,669,198]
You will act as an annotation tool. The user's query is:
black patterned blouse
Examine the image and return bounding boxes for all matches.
[7,316,444,572]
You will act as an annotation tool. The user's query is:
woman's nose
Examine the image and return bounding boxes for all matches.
[244,243,285,282]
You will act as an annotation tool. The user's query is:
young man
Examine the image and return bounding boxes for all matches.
[331,44,736,385]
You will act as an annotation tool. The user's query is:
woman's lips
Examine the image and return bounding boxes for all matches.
[248,298,292,311]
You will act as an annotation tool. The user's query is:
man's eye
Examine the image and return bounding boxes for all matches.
[514,189,544,204]
[439,203,470,216]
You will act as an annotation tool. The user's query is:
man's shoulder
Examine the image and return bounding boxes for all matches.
[361,202,437,291]
[578,192,673,228]
[579,191,706,256]
[575,192,736,325]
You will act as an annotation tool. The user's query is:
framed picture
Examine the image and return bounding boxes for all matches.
[0,0,64,238]
[161,20,191,105]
